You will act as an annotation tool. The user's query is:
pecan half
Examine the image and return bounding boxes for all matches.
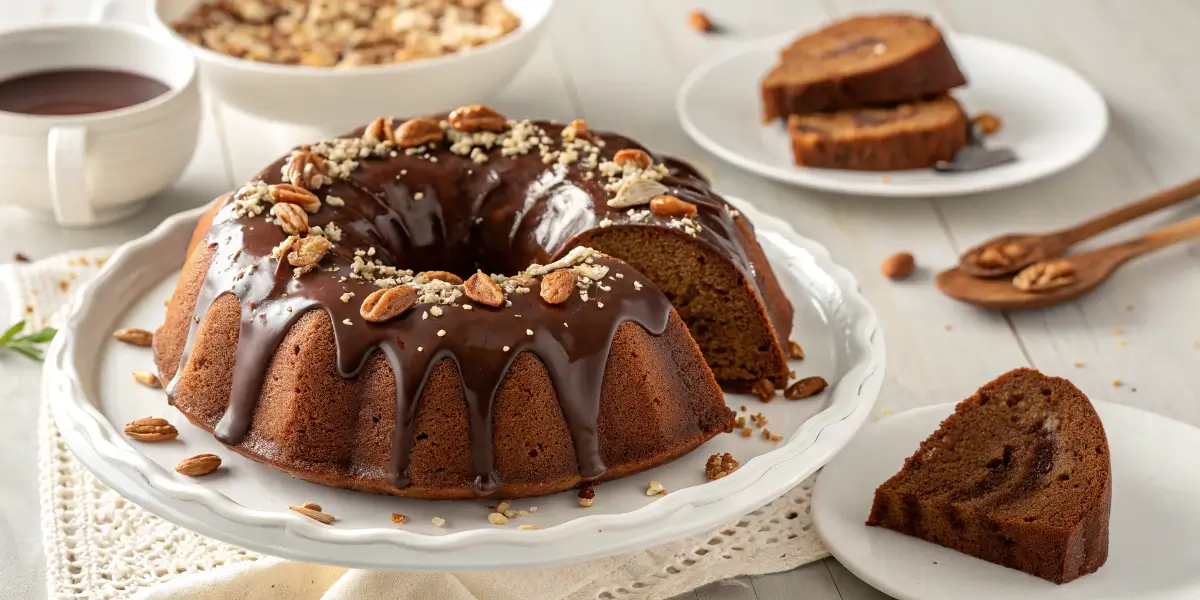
[784,376,828,400]
[271,202,309,235]
[419,270,464,285]
[268,183,321,214]
[289,505,335,524]
[287,235,331,269]
[283,150,330,189]
[175,453,221,477]
[1013,260,1077,292]
[113,327,153,347]
[607,177,669,208]
[360,286,419,322]
[751,378,775,402]
[124,417,178,442]
[539,269,577,304]
[396,118,445,148]
[132,369,161,388]
[448,104,508,133]
[363,116,396,144]
[613,148,652,169]
[649,195,698,219]
[465,270,505,307]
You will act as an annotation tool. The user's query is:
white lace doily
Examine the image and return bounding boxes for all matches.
[11,249,827,600]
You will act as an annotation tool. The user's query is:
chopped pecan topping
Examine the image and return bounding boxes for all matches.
[419,270,464,285]
[539,269,577,304]
[270,202,309,235]
[175,453,221,477]
[613,148,652,169]
[607,177,669,208]
[562,119,593,142]
[390,513,408,525]
[132,369,161,388]
[287,235,331,271]
[751,378,775,402]
[268,183,321,214]
[113,327,153,347]
[124,417,178,442]
[448,104,508,133]
[784,376,828,400]
[397,117,445,148]
[705,452,739,480]
[360,286,419,322]
[464,270,505,307]
[363,116,396,145]
[649,195,698,218]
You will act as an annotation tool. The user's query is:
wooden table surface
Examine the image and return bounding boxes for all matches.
[2,1,1198,599]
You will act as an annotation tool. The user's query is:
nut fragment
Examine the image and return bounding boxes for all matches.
[359,286,419,322]
[271,202,310,235]
[649,195,698,219]
[124,417,178,442]
[283,150,330,189]
[175,453,221,477]
[973,112,1002,136]
[464,270,505,307]
[419,270,464,285]
[487,512,508,525]
[787,340,805,360]
[302,502,322,512]
[562,119,593,142]
[132,369,161,388]
[607,177,669,208]
[432,516,446,527]
[785,376,829,400]
[539,269,577,304]
[517,524,541,530]
[881,252,915,280]
[645,481,666,496]
[287,235,331,269]
[289,505,335,524]
[613,148,652,169]
[397,117,445,148]
[751,378,775,402]
[363,116,396,144]
[705,452,739,480]
[688,10,714,32]
[390,513,408,525]
[268,183,321,214]
[448,104,507,133]
[113,327,153,347]
[578,497,594,508]
[1013,260,1077,292]
[972,241,1028,270]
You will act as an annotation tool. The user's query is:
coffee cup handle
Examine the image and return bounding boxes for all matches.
[47,126,95,227]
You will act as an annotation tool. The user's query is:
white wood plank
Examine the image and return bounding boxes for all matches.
[695,575,758,600]
[750,561,843,600]
[825,559,894,600]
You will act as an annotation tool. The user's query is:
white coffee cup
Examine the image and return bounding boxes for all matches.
[0,22,201,227]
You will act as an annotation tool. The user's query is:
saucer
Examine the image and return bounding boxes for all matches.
[812,401,1200,599]
[677,33,1108,198]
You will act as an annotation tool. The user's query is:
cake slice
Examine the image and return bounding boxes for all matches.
[866,368,1111,583]
[762,14,967,122]
[788,96,967,171]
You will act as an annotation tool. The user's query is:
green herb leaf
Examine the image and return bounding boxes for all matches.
[8,344,44,362]
[18,327,57,343]
[0,320,25,345]
[0,321,55,362]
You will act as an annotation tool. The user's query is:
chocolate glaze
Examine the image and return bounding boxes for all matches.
[167,120,758,496]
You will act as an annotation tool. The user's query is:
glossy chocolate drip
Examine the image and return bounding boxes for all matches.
[168,120,749,496]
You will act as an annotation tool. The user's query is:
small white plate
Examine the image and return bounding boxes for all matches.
[678,33,1109,198]
[812,401,1200,600]
[45,196,885,571]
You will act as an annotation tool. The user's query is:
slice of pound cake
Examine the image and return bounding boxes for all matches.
[788,96,967,170]
[761,14,966,121]
[866,368,1111,583]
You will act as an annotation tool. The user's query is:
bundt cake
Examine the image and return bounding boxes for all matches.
[867,368,1111,583]
[154,107,794,500]
[761,14,966,122]
[787,96,968,170]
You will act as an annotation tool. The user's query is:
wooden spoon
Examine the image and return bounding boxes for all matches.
[958,176,1200,278]
[938,216,1200,311]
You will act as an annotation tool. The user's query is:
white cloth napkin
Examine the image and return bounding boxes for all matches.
[4,248,827,600]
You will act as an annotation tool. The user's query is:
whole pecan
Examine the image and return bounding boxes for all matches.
[465,270,505,307]
[613,148,652,169]
[649,195,698,219]
[448,104,508,133]
[397,118,445,148]
[124,417,178,442]
[419,270,464,285]
[539,269,576,304]
[175,453,221,477]
[359,286,419,322]
[268,183,321,214]
[287,235,331,268]
[113,327,153,347]
[363,116,396,145]
[784,376,828,400]
[270,202,310,235]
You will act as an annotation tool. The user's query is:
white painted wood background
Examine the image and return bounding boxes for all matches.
[1,1,1198,599]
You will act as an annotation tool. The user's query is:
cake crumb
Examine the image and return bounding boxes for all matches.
[529,506,538,513]
[1112,379,1122,387]
[390,513,407,525]
[740,427,752,437]
[518,524,540,530]
[1073,361,1085,368]
[497,500,511,513]
[432,517,446,527]
[645,481,666,496]
[487,512,508,525]
[687,10,714,33]
[578,497,594,508]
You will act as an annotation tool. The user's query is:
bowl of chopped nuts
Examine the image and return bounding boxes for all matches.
[149,0,555,132]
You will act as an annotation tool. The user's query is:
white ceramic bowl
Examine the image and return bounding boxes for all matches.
[147,0,555,132]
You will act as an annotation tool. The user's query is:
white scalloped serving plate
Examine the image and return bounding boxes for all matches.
[44,196,884,571]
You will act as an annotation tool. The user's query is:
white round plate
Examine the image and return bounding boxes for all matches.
[813,401,1200,600]
[678,33,1109,198]
[44,196,884,571]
